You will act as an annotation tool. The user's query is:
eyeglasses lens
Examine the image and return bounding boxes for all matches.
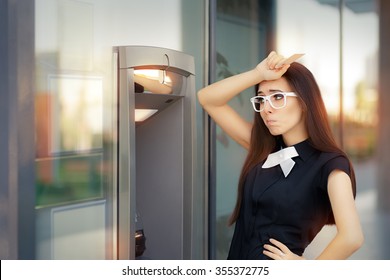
[252,93,287,112]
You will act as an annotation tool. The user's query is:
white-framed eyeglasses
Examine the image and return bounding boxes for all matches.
[250,92,298,112]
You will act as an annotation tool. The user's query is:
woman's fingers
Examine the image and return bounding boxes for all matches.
[267,52,285,70]
[269,238,289,252]
[267,52,305,69]
[263,238,305,260]
[263,238,290,260]
[263,244,285,257]
[256,51,302,81]
[275,53,305,68]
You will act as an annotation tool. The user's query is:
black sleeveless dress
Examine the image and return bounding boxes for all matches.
[227,139,351,259]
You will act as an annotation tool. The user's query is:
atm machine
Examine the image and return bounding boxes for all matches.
[113,46,197,260]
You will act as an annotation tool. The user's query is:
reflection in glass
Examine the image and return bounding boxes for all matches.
[36,154,103,207]
[48,75,102,154]
[35,74,104,207]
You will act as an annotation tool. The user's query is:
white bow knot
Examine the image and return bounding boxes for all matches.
[262,146,299,177]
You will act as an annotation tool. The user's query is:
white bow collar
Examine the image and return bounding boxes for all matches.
[262,146,299,177]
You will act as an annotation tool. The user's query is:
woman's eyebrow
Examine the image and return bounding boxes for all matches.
[257,89,283,95]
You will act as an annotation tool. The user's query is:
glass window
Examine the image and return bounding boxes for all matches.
[341,2,382,259]
[35,74,104,207]
[212,0,275,259]
[35,0,206,260]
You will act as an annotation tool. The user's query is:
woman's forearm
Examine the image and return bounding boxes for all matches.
[197,68,263,108]
[197,51,293,109]
[315,231,364,260]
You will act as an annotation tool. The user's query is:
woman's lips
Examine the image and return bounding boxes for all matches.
[265,119,277,126]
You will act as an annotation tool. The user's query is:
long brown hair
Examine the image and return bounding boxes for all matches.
[228,62,356,226]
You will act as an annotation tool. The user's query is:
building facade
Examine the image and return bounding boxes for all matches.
[1,0,389,260]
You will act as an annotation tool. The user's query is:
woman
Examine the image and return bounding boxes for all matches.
[198,51,364,260]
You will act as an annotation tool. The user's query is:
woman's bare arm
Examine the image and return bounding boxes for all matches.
[315,170,364,259]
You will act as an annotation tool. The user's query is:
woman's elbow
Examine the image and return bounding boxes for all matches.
[355,231,365,250]
[347,230,365,253]
[197,89,207,107]
[197,90,204,105]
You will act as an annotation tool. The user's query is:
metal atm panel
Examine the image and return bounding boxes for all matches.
[114,46,196,260]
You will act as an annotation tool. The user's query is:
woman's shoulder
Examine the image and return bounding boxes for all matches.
[317,149,350,164]
[305,143,352,174]
[296,140,349,165]
[318,150,352,179]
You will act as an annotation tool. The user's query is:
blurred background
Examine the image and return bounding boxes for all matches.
[209,0,389,260]
[1,0,389,260]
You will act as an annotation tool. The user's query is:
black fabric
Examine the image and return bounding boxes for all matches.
[227,139,351,260]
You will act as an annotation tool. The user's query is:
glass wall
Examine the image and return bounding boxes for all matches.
[212,0,275,259]
[340,1,382,259]
[212,0,386,259]
[34,0,206,260]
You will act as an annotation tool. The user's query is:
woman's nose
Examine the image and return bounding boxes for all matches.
[263,100,273,113]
